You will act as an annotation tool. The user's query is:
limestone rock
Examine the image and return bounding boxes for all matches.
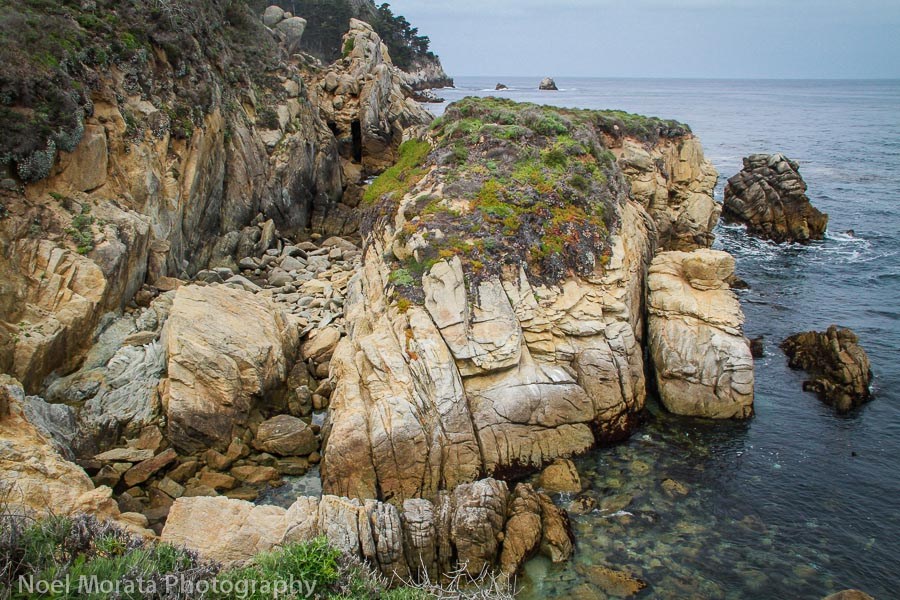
[781,326,872,413]
[724,153,828,243]
[253,414,317,456]
[648,250,754,419]
[163,285,299,452]
[123,448,177,487]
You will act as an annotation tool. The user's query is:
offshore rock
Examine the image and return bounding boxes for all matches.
[648,250,754,419]
[781,326,873,413]
[724,153,828,243]
[539,78,559,91]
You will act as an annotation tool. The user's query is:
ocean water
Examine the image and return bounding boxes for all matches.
[428,78,900,598]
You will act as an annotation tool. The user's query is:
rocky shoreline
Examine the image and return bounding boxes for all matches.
[0,2,877,597]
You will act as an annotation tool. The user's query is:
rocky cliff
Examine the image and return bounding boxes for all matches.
[0,3,746,582]
[321,97,731,504]
[0,2,430,394]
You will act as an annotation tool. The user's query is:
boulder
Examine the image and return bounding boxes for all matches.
[495,83,509,91]
[262,5,284,27]
[276,17,307,52]
[253,415,318,456]
[163,285,299,453]
[123,448,177,487]
[537,458,582,494]
[648,250,754,419]
[499,484,542,574]
[781,326,872,413]
[723,153,828,243]
[162,496,289,564]
[539,77,559,91]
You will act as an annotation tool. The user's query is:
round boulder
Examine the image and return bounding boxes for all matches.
[539,77,559,91]
[253,415,317,457]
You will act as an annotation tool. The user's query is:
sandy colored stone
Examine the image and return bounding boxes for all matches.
[163,285,299,453]
[648,249,754,419]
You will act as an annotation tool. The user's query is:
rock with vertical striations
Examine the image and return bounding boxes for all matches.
[648,249,755,419]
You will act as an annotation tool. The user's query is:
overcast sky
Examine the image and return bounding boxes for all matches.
[387,0,900,79]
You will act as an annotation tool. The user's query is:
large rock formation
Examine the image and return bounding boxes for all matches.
[163,284,300,453]
[781,326,873,413]
[321,98,719,503]
[0,10,429,392]
[648,249,754,419]
[161,477,570,576]
[617,136,719,251]
[313,19,433,205]
[724,153,828,243]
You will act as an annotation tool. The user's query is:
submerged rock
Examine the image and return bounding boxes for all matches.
[724,153,828,243]
[781,326,873,413]
[648,249,755,419]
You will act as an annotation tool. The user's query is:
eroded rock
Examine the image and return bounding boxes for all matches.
[781,326,872,413]
[724,153,828,243]
[648,249,754,419]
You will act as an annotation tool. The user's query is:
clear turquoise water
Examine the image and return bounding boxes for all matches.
[430,78,900,599]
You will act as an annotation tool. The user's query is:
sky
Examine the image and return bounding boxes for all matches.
[386,0,900,79]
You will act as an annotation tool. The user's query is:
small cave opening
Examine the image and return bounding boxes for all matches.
[327,121,340,137]
[351,120,363,163]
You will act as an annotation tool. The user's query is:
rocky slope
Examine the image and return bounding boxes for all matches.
[0,2,430,395]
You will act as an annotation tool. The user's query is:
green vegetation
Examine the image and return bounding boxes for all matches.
[251,1,437,70]
[0,0,280,182]
[342,36,355,57]
[65,203,95,255]
[367,96,639,294]
[0,513,441,600]
[363,139,431,204]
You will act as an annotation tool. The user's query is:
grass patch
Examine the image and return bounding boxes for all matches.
[363,140,432,204]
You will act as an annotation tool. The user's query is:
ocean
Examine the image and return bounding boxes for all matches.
[428,78,900,598]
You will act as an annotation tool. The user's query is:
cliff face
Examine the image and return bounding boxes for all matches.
[320,98,728,503]
[0,4,430,394]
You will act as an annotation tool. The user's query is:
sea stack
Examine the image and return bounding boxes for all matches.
[539,77,559,90]
[723,153,828,243]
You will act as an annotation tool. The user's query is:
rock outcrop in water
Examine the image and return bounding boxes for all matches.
[723,153,828,243]
[648,249,755,419]
[781,326,873,413]
[539,78,559,91]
